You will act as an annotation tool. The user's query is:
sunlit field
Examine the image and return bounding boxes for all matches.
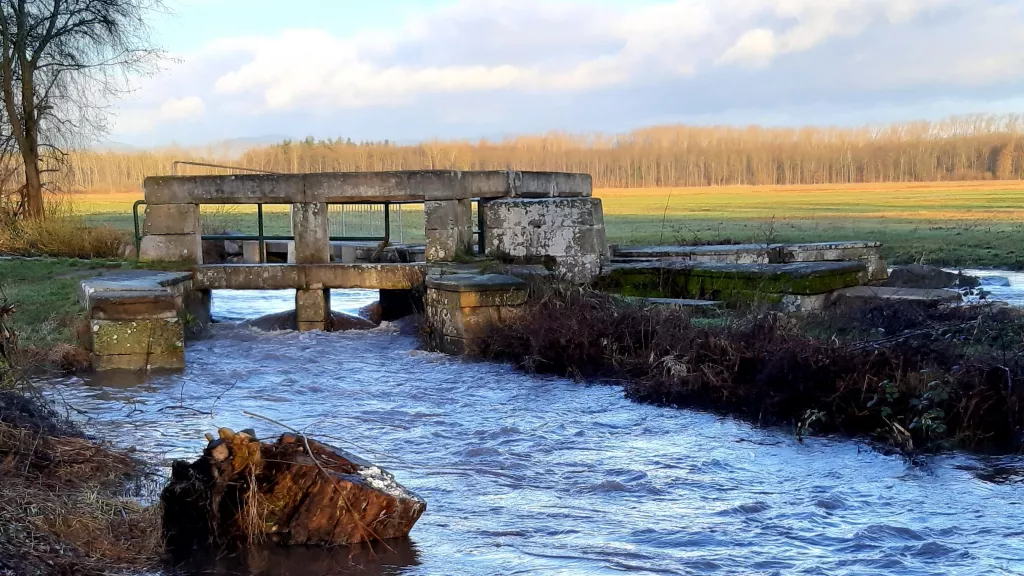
[69,180,1024,269]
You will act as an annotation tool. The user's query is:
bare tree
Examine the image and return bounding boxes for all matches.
[0,0,163,218]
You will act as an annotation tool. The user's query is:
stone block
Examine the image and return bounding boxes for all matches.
[91,318,184,358]
[425,274,528,307]
[296,289,330,323]
[425,228,473,262]
[143,204,200,235]
[303,264,427,290]
[89,290,179,321]
[139,233,201,263]
[291,203,329,264]
[193,264,304,290]
[297,321,327,332]
[145,174,304,204]
[424,199,473,230]
[483,197,603,228]
[509,172,592,198]
[242,241,264,264]
[92,352,184,371]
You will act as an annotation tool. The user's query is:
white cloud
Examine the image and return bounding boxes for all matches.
[160,96,205,120]
[108,0,1024,144]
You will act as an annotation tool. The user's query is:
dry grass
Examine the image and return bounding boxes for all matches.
[0,414,163,575]
[0,304,162,574]
[0,198,128,259]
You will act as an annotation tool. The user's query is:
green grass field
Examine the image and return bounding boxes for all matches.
[70,180,1024,269]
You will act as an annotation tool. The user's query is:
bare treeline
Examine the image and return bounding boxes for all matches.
[67,114,1024,191]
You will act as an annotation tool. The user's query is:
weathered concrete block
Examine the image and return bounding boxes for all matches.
[292,203,329,264]
[242,241,263,264]
[425,274,528,307]
[509,172,592,198]
[425,228,473,262]
[145,175,304,204]
[139,233,201,263]
[90,290,179,321]
[424,273,528,354]
[483,197,607,283]
[483,197,603,228]
[303,264,427,290]
[193,264,304,290]
[295,289,330,325]
[424,199,473,231]
[91,318,184,358]
[143,204,200,235]
[92,352,184,371]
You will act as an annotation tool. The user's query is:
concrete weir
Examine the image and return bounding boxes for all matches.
[84,169,607,370]
[596,260,867,311]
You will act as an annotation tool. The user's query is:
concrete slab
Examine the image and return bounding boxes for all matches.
[79,270,193,308]
[620,296,721,308]
[596,260,866,301]
[830,286,963,305]
[89,290,180,320]
[146,170,591,204]
[193,263,426,290]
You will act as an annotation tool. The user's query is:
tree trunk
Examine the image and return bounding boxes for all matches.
[22,148,42,218]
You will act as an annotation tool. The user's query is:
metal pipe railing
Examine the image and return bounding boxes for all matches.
[134,200,393,262]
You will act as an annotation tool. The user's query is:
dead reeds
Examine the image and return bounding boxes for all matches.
[481,284,1024,454]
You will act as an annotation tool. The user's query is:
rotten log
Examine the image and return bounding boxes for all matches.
[162,428,426,552]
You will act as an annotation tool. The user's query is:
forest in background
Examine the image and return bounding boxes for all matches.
[65,114,1024,192]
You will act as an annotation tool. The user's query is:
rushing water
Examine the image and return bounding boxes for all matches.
[42,277,1024,575]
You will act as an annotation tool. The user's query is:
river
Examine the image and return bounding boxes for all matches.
[41,272,1024,575]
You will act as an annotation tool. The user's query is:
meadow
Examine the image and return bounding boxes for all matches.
[68,180,1024,269]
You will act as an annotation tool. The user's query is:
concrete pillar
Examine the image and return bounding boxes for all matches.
[242,241,263,264]
[424,199,473,262]
[88,291,185,371]
[482,198,608,283]
[292,202,329,264]
[140,203,202,263]
[296,288,330,332]
[424,273,528,355]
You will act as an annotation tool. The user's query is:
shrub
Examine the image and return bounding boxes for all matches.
[482,285,1024,454]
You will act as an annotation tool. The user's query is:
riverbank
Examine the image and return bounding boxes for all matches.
[0,258,192,371]
[0,304,161,575]
[481,285,1024,455]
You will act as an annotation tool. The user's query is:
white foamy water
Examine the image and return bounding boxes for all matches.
[37,284,1024,575]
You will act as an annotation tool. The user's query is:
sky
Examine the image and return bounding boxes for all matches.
[107,0,1024,147]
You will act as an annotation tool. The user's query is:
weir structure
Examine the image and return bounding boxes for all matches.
[81,170,608,370]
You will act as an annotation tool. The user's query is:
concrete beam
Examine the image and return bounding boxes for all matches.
[193,263,426,290]
[145,174,305,204]
[144,170,591,204]
[509,172,592,198]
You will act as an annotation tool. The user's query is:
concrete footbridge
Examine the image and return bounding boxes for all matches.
[80,170,608,370]
[81,169,919,372]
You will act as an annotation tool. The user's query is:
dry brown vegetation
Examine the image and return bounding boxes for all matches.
[0,199,128,259]
[61,114,1024,191]
[0,300,161,575]
[482,285,1024,455]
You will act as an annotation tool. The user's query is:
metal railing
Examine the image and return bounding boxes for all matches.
[133,201,392,261]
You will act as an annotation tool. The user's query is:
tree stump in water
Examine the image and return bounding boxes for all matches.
[162,428,426,551]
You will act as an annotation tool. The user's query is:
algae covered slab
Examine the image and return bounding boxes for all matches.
[595,260,865,302]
